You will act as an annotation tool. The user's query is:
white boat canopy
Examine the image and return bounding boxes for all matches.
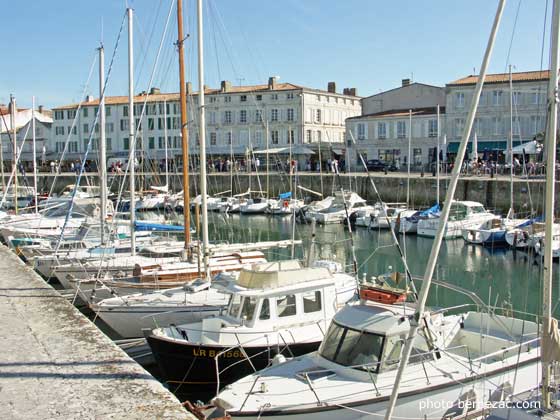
[511,140,543,155]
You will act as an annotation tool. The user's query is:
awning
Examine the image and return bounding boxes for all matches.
[252,146,315,155]
[511,140,542,155]
[447,139,538,154]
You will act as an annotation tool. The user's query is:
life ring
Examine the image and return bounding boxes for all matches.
[283,200,289,208]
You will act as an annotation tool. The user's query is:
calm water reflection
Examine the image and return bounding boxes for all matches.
[200,212,558,319]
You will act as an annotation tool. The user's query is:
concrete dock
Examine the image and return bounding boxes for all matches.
[0,245,192,419]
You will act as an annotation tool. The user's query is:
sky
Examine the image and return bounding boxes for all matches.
[0,0,552,109]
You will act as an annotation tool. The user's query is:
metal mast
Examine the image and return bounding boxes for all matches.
[383,1,506,418]
[177,0,191,258]
[197,0,210,278]
[127,8,136,255]
[98,44,108,244]
[541,0,560,410]
[508,64,514,217]
[31,96,38,214]
[436,104,440,205]
[10,95,18,214]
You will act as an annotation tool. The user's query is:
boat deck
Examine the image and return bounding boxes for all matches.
[0,244,193,419]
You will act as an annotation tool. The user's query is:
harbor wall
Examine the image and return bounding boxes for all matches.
[10,172,556,215]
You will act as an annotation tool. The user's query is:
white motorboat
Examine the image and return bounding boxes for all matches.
[212,279,539,419]
[367,202,408,230]
[306,192,370,225]
[146,259,357,393]
[504,220,558,249]
[240,197,271,214]
[417,200,497,239]
[92,277,231,338]
[266,198,303,216]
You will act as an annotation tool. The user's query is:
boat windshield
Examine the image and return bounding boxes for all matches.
[470,205,486,214]
[319,322,384,373]
[227,294,242,317]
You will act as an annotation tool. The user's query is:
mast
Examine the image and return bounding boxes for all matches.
[383,1,506,418]
[541,0,560,409]
[98,44,108,244]
[508,64,514,217]
[10,95,17,214]
[407,109,411,206]
[197,0,210,279]
[127,8,136,256]
[436,104,440,205]
[265,119,269,195]
[31,96,38,214]
[177,0,191,258]
[0,99,4,190]
[164,98,169,189]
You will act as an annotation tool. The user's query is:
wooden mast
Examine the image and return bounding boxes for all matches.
[177,0,191,258]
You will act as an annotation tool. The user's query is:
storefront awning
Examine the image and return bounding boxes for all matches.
[252,146,315,155]
[446,140,528,154]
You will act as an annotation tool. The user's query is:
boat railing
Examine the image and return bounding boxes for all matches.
[470,336,539,364]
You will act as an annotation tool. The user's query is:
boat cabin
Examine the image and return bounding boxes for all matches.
[317,303,435,374]
[449,201,488,221]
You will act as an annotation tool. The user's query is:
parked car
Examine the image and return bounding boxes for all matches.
[366,159,397,172]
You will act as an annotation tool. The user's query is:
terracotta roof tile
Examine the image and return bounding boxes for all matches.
[53,82,359,110]
[447,70,549,86]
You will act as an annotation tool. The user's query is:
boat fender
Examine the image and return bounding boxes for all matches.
[271,354,287,366]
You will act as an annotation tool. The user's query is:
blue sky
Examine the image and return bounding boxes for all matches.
[0,0,551,109]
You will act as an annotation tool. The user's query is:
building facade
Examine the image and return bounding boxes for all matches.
[49,77,361,167]
[0,104,53,169]
[445,70,549,158]
[346,82,446,170]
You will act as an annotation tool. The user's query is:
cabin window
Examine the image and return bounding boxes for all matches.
[303,291,322,313]
[320,322,385,371]
[381,335,404,370]
[240,297,257,321]
[259,299,270,320]
[227,294,242,318]
[470,206,486,214]
[277,295,297,317]
[449,204,468,221]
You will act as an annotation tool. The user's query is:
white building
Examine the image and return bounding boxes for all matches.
[0,104,53,169]
[346,81,445,170]
[50,77,361,167]
[445,70,548,159]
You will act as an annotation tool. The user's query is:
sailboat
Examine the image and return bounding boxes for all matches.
[210,3,545,417]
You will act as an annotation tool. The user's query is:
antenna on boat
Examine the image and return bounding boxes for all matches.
[384,1,506,418]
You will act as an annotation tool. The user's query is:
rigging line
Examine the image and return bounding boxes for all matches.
[139,0,165,81]
[208,0,222,82]
[48,53,98,200]
[112,0,176,228]
[349,130,418,300]
[0,121,32,208]
[504,0,523,71]
[54,10,128,253]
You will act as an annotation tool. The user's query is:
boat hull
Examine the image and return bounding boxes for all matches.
[147,334,319,392]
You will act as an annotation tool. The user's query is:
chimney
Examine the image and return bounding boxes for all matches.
[327,82,336,93]
[150,87,161,95]
[268,76,277,90]
[186,82,192,94]
[349,88,357,96]
[220,80,232,93]
[402,78,411,87]
[86,95,95,102]
[38,105,44,113]
[343,88,349,95]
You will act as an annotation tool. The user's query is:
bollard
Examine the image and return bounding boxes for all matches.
[490,167,494,178]
[384,167,388,175]
[421,168,424,177]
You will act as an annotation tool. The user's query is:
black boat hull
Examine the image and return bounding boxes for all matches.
[147,334,319,393]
